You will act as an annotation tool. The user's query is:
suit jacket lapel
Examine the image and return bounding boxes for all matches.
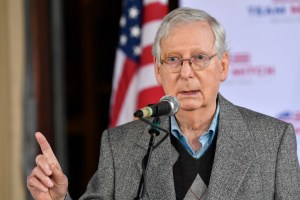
[135,116,177,200]
[206,95,257,199]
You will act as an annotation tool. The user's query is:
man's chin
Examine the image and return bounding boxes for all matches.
[178,103,202,112]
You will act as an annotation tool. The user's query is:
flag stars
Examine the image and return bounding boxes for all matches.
[130,25,140,38]
[120,34,127,45]
[133,46,141,56]
[119,16,126,27]
[128,6,139,19]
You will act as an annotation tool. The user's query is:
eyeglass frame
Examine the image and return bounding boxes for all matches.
[160,53,217,73]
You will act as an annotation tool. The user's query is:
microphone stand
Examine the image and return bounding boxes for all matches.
[134,117,161,200]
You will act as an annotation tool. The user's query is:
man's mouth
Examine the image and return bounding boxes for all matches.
[179,90,200,95]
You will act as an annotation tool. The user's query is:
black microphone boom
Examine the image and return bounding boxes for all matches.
[134,95,179,118]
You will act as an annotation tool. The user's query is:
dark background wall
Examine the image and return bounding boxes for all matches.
[63,1,121,197]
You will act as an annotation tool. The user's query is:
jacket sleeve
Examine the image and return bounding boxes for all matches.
[275,123,300,199]
[79,129,115,200]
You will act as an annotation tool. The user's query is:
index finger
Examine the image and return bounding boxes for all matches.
[35,132,59,166]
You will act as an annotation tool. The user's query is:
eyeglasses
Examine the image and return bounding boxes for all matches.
[160,53,217,73]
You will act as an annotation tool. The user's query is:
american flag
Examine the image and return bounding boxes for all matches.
[110,0,168,127]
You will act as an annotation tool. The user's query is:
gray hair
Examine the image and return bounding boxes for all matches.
[152,7,228,65]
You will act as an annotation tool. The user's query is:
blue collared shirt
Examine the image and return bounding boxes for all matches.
[171,103,220,159]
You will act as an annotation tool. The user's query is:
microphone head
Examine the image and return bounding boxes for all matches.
[160,95,179,116]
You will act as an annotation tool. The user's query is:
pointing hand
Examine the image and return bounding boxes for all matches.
[27,132,68,200]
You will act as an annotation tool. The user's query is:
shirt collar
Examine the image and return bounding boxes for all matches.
[171,102,220,139]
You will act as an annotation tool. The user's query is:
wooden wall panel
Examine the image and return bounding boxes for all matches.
[30,0,54,145]
[0,0,25,199]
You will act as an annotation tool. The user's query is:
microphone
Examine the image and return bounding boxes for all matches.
[134,95,179,118]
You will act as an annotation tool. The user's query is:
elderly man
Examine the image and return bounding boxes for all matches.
[27,8,300,200]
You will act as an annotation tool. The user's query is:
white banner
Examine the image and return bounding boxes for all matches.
[181,0,300,160]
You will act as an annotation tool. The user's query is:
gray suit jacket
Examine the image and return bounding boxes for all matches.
[70,95,299,200]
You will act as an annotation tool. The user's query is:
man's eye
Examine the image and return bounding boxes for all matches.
[166,57,179,63]
[194,54,206,61]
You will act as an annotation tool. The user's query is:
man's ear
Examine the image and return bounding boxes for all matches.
[220,52,230,82]
[154,57,162,85]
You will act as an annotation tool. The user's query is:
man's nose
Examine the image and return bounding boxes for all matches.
[180,59,194,78]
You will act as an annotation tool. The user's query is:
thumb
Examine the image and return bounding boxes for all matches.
[50,163,68,185]
[49,163,68,200]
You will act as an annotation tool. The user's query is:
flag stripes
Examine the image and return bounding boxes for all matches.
[110,0,168,127]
